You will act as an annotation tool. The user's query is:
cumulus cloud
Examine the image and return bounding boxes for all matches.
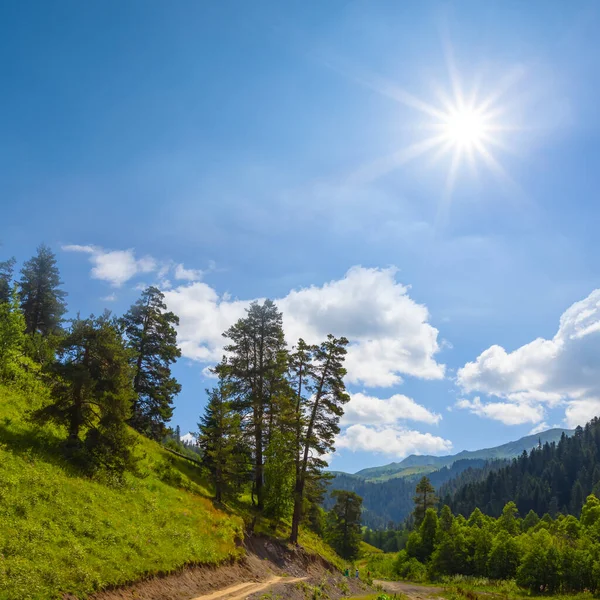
[279,266,444,386]
[342,392,441,425]
[565,399,600,429]
[63,245,156,287]
[174,264,204,282]
[164,266,446,388]
[457,289,600,426]
[455,397,545,425]
[336,424,452,457]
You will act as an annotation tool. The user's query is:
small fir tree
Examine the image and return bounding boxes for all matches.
[198,380,249,503]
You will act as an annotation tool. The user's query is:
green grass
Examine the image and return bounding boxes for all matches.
[441,580,596,600]
[0,383,244,599]
[0,382,346,599]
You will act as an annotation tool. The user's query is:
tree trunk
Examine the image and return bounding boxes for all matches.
[290,477,304,543]
[290,356,330,543]
[255,420,264,510]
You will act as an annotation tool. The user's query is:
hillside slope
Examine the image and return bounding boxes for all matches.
[352,428,572,481]
[327,458,497,528]
[0,383,339,599]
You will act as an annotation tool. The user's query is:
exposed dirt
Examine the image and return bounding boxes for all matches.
[375,580,444,600]
[86,536,372,600]
[191,576,306,600]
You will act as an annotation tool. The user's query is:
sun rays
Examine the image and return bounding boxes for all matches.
[339,55,523,214]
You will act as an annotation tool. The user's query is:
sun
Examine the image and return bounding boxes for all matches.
[442,108,488,149]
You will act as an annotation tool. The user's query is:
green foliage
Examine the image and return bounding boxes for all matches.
[19,244,67,337]
[264,426,295,521]
[121,286,181,440]
[34,314,138,478]
[450,423,600,519]
[0,383,243,599]
[414,476,438,525]
[0,256,15,304]
[0,287,32,383]
[327,490,363,560]
[198,382,250,502]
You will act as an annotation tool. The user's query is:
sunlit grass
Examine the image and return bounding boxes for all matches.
[0,384,243,599]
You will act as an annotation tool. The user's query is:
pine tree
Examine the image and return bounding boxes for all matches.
[327,490,363,560]
[0,257,16,304]
[19,244,67,336]
[35,314,137,473]
[290,335,349,543]
[121,286,181,440]
[263,426,295,522]
[414,476,438,525]
[198,380,249,503]
[0,287,27,380]
[216,299,287,510]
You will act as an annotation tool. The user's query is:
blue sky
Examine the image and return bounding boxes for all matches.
[2,1,600,473]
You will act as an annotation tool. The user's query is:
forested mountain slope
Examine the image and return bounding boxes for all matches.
[450,421,600,518]
[327,458,501,527]
[353,428,572,481]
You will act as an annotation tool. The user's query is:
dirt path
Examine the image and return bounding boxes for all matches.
[374,580,444,600]
[191,576,306,600]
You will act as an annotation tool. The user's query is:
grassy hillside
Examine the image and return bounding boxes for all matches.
[0,383,342,599]
[353,428,572,481]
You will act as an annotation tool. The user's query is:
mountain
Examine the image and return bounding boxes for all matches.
[326,457,497,528]
[449,423,600,518]
[352,428,573,481]
[327,428,575,528]
[181,432,198,445]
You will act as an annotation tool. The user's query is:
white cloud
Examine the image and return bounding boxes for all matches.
[101,294,117,302]
[174,264,204,282]
[163,266,446,388]
[528,422,563,435]
[457,289,600,426]
[341,392,441,426]
[565,399,600,428]
[63,244,156,287]
[279,266,444,386]
[336,424,452,457]
[456,397,545,425]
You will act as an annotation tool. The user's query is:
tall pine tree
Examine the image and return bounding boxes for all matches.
[121,286,181,440]
[414,476,438,525]
[290,335,349,543]
[327,490,363,560]
[19,244,67,336]
[216,299,287,510]
[0,257,16,304]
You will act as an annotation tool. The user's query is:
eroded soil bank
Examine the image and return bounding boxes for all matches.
[82,536,371,600]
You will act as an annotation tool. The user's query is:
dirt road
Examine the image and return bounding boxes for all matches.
[191,576,307,600]
[374,580,444,600]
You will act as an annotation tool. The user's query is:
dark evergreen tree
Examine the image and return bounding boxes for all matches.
[35,314,137,474]
[0,257,15,304]
[121,286,181,440]
[19,244,67,336]
[198,380,249,503]
[413,476,438,525]
[327,489,363,560]
[449,420,600,519]
[216,299,287,510]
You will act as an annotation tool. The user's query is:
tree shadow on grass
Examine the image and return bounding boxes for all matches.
[0,419,82,477]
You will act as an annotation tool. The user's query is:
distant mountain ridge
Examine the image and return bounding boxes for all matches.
[350,428,573,482]
[327,428,575,527]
